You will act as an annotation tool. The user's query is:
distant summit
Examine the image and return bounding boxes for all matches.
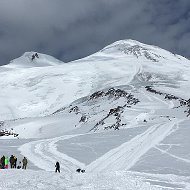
[6,52,63,68]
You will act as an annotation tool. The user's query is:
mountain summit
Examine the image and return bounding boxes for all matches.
[6,52,63,68]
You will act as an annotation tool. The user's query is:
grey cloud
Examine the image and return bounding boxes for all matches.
[0,0,190,65]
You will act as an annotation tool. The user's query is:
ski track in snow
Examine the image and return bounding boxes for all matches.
[155,146,190,164]
[19,135,85,173]
[86,120,179,172]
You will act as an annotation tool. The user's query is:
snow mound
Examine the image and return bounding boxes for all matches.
[6,52,63,68]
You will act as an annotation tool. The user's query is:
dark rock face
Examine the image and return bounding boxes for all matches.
[90,88,140,131]
[89,88,139,104]
[52,107,66,115]
[121,45,159,62]
[108,107,122,116]
[102,43,164,62]
[69,106,80,114]
[31,52,39,61]
[79,115,88,123]
[52,88,140,132]
[52,105,80,115]
[89,91,105,100]
[145,86,190,116]
[0,129,18,137]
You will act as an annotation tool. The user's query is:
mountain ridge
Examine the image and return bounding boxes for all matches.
[0,39,190,121]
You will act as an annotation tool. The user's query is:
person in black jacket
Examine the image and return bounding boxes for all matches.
[0,156,5,169]
[10,155,15,168]
[55,161,60,173]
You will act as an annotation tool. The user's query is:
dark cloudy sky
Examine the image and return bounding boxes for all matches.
[0,0,190,65]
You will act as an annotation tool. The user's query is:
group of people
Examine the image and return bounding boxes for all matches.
[1,156,83,173]
[0,155,28,170]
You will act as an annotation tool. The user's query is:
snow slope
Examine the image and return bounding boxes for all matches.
[1,39,190,189]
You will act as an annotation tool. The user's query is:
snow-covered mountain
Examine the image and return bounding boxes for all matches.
[6,52,63,68]
[0,40,189,120]
[1,40,190,189]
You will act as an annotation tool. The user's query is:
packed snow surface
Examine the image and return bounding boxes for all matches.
[1,39,190,189]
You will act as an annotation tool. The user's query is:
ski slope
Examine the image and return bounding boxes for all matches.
[86,121,179,172]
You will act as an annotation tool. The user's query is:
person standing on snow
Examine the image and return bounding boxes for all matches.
[55,161,60,173]
[22,157,28,169]
[5,157,8,169]
[9,155,15,168]
[0,155,5,169]
[14,156,17,168]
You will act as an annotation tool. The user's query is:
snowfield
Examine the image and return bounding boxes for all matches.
[1,39,190,189]
[0,170,165,190]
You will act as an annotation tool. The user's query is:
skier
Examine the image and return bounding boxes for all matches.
[9,155,15,168]
[0,155,5,169]
[5,157,8,169]
[55,161,60,173]
[22,157,28,169]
